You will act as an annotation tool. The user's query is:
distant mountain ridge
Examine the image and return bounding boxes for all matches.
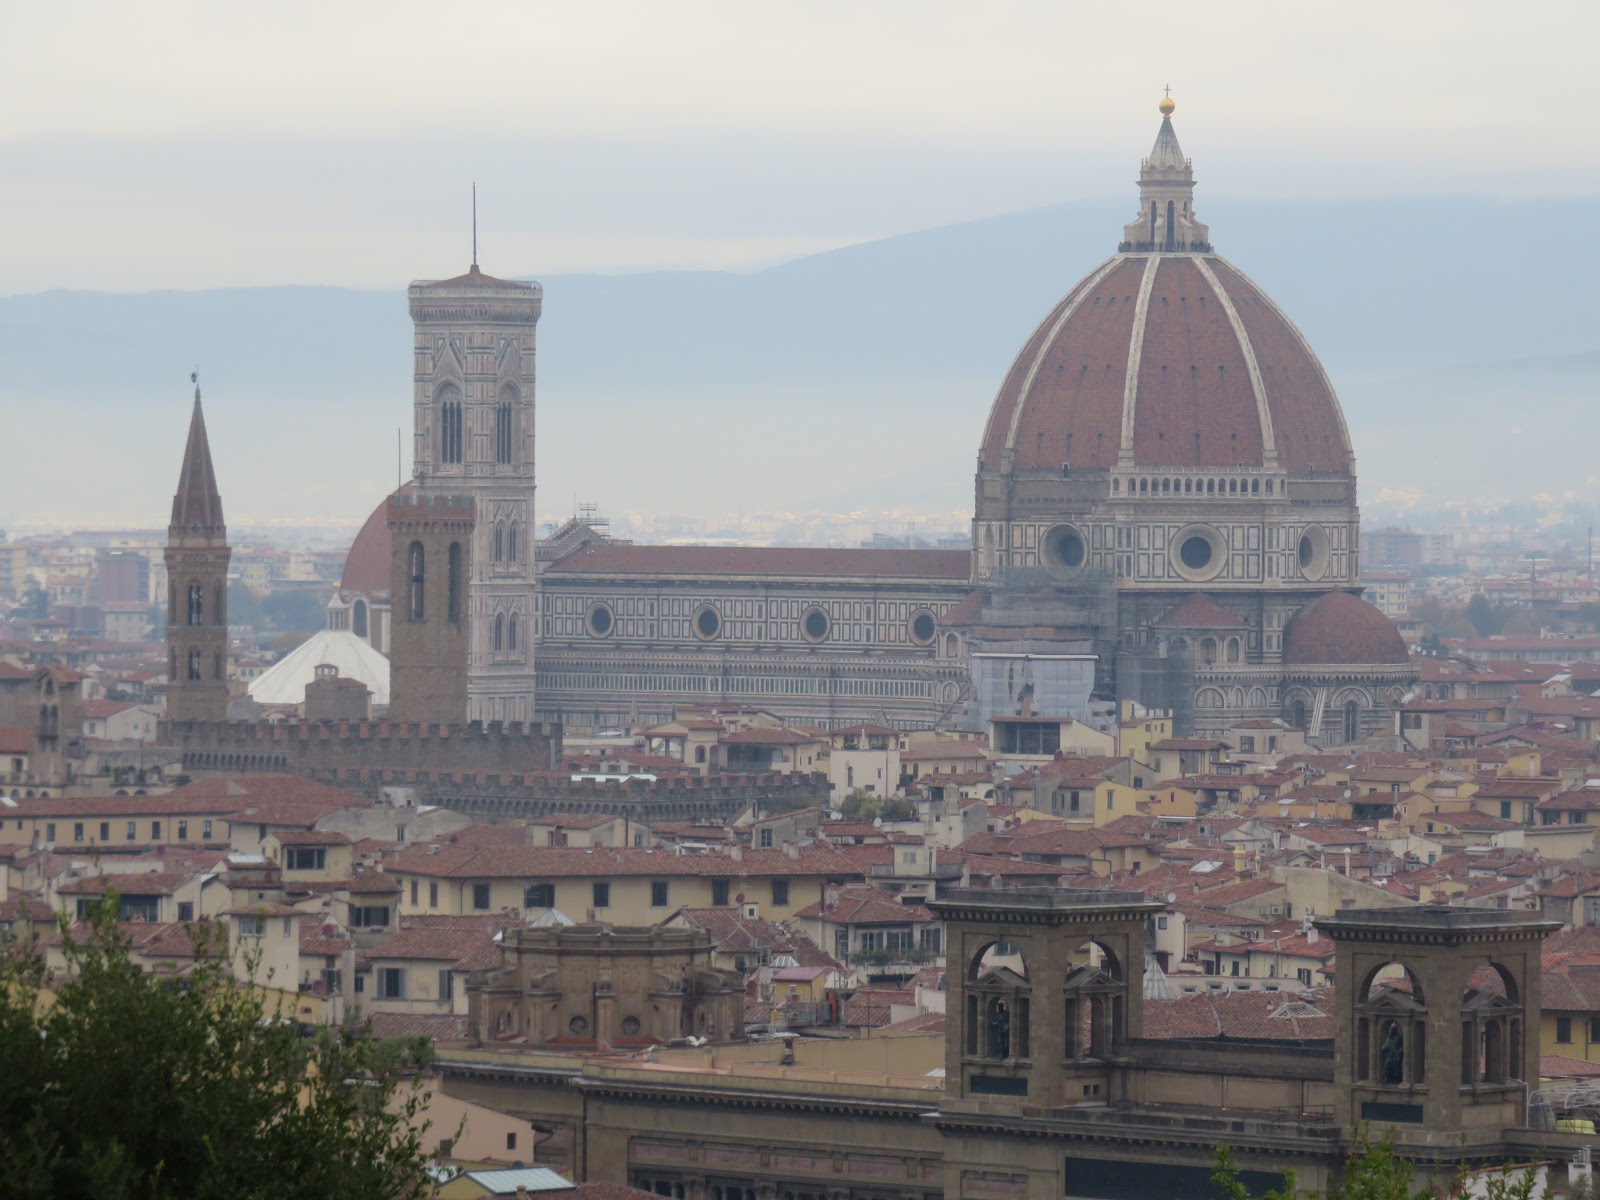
[0,195,1596,527]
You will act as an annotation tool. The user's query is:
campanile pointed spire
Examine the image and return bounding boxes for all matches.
[170,377,226,539]
[164,373,233,725]
[1120,91,1212,253]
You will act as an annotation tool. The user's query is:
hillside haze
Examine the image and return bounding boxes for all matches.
[1,195,1596,531]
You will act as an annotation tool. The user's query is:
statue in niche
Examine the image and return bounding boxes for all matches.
[989,999,1010,1059]
[1380,1022,1405,1085]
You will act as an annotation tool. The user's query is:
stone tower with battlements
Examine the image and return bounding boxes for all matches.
[407,260,541,725]
[164,384,232,723]
[387,492,476,724]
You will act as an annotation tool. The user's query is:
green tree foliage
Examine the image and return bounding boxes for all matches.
[227,581,264,631]
[0,901,436,1199]
[260,588,327,635]
[1466,593,1504,637]
[1212,1130,1541,1200]
[838,790,916,822]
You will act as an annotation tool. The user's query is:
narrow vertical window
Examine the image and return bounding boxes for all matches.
[447,542,463,624]
[187,583,203,626]
[493,523,504,562]
[407,541,425,621]
[493,613,504,651]
[508,614,518,651]
[187,648,201,681]
[352,599,368,638]
[496,394,514,465]
[507,522,518,563]
[437,386,463,465]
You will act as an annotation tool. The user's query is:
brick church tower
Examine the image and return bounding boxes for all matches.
[164,382,232,723]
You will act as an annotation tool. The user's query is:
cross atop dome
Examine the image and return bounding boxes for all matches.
[1120,91,1212,254]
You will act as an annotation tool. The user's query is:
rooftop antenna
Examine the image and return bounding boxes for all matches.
[471,181,478,270]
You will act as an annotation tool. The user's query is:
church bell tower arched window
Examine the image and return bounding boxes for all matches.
[407,542,425,621]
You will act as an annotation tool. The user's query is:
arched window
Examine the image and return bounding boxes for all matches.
[407,542,425,621]
[447,542,463,624]
[1291,699,1307,730]
[496,390,515,464]
[507,614,518,651]
[187,583,203,626]
[1226,637,1241,663]
[493,613,504,651]
[1343,700,1361,743]
[507,522,519,563]
[187,648,202,681]
[694,745,707,764]
[215,583,226,626]
[1199,637,1217,664]
[438,386,463,465]
[1165,199,1176,250]
[493,524,504,562]
[352,599,368,638]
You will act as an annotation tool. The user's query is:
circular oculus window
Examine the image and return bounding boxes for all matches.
[801,606,831,643]
[694,606,722,640]
[1170,526,1225,582]
[1297,525,1330,581]
[586,602,614,637]
[620,1016,641,1036]
[909,611,937,645]
[1041,523,1087,568]
[568,1015,590,1036]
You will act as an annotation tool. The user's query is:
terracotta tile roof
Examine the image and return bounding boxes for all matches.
[366,1011,471,1042]
[876,1011,945,1036]
[346,869,402,894]
[1142,987,1334,1042]
[1153,594,1247,629]
[1541,1054,1600,1080]
[369,915,514,971]
[57,870,195,896]
[842,986,914,1028]
[670,908,790,954]
[299,925,352,958]
[271,830,353,845]
[546,543,969,581]
[0,727,30,754]
[793,886,932,925]
[81,699,139,719]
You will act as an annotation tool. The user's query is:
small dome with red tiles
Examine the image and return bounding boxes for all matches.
[1282,591,1409,666]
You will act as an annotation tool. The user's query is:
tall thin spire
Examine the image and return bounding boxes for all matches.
[170,372,226,538]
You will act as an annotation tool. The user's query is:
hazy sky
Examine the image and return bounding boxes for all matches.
[4,0,1596,293]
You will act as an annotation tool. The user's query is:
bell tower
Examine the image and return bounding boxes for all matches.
[407,249,541,725]
[164,381,232,724]
[1317,906,1557,1164]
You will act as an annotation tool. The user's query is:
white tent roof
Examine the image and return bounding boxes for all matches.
[247,629,390,708]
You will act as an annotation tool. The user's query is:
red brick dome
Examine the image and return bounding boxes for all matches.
[1282,591,1409,666]
[339,484,411,597]
[978,254,1353,476]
